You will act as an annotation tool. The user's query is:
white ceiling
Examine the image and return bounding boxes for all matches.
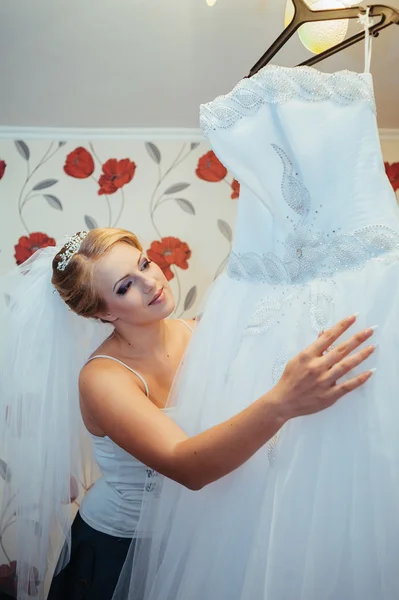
[1,0,399,130]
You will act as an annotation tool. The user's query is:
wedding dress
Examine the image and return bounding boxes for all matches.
[114,25,399,600]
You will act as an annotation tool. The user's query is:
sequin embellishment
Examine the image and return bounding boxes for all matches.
[227,223,399,285]
[200,66,376,136]
[267,347,290,463]
[308,287,335,334]
[227,144,399,284]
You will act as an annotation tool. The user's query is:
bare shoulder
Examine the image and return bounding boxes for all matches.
[79,357,140,399]
[80,355,117,382]
[79,358,143,417]
[79,358,147,436]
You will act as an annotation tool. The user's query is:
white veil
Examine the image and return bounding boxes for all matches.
[0,246,111,599]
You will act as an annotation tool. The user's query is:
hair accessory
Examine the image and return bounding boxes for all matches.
[57,231,88,271]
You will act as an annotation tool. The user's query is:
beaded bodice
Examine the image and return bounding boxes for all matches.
[200,66,399,285]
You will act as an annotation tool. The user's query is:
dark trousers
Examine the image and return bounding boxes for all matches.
[48,511,133,600]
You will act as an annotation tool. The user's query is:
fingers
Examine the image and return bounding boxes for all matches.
[329,369,375,402]
[322,326,375,368]
[310,315,357,357]
[324,343,375,385]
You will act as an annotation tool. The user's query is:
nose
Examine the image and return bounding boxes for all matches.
[140,273,157,295]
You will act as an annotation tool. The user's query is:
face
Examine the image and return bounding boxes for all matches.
[94,242,175,324]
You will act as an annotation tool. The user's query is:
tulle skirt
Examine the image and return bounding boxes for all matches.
[114,251,399,600]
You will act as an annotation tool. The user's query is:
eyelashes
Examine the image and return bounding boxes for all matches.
[116,259,153,296]
[141,259,152,270]
[116,281,132,296]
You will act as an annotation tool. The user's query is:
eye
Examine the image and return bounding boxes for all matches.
[116,280,133,296]
[140,258,152,271]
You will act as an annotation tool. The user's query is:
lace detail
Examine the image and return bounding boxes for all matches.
[308,287,335,333]
[145,468,159,493]
[267,434,279,463]
[264,284,336,463]
[272,144,311,217]
[245,297,283,335]
[200,66,375,136]
[227,224,399,284]
[267,347,290,463]
[227,144,399,284]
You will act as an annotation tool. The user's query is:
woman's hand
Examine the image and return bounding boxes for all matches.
[275,315,375,420]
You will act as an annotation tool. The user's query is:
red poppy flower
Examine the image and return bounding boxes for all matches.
[61,476,79,504]
[64,147,95,179]
[14,232,56,265]
[147,237,191,281]
[196,151,227,182]
[385,162,399,192]
[98,158,136,195]
[0,560,17,596]
[0,561,40,596]
[231,179,240,199]
[27,566,40,596]
[69,475,79,502]
[0,159,6,180]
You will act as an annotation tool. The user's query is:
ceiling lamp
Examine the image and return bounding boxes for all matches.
[284,0,350,53]
[206,0,218,6]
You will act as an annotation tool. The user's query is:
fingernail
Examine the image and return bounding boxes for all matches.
[369,367,377,375]
[365,326,378,335]
[348,313,359,322]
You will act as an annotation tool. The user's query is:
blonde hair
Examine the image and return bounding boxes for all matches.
[52,228,142,318]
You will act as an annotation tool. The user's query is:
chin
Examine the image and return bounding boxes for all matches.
[162,295,176,319]
[151,288,175,319]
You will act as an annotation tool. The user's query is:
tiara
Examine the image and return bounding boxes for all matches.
[57,231,88,271]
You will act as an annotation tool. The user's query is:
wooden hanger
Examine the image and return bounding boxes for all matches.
[248,0,399,77]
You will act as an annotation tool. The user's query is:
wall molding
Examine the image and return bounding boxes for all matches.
[0,127,205,141]
[379,129,399,142]
[0,126,398,142]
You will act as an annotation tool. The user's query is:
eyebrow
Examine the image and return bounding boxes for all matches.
[113,253,143,292]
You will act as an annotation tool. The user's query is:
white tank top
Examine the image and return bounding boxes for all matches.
[79,319,193,538]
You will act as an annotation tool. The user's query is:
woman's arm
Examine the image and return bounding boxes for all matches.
[80,316,375,490]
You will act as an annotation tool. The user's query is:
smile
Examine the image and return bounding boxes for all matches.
[149,288,164,306]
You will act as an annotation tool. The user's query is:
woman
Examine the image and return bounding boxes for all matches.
[48,228,195,600]
[0,228,374,600]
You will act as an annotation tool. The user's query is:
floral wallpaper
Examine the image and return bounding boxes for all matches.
[0,135,398,597]
[0,140,240,320]
[385,161,399,195]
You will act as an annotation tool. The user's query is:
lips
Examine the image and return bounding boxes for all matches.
[149,288,164,306]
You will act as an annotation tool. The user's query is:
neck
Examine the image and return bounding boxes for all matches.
[112,318,169,359]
